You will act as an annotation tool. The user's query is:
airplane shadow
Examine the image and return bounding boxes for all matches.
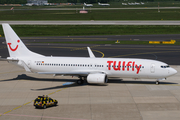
[108,79,178,85]
[0,74,178,91]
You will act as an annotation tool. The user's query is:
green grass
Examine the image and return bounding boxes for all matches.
[1,25,180,37]
[1,9,180,20]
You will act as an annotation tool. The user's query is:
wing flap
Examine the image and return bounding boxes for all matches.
[38,72,89,76]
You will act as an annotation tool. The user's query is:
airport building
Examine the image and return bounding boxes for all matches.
[27,0,48,6]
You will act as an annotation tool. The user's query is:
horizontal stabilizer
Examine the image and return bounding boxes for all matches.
[0,58,19,61]
[21,60,31,72]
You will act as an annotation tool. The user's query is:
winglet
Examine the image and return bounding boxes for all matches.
[87,47,95,58]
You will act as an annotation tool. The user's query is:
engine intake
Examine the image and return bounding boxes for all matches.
[87,73,108,84]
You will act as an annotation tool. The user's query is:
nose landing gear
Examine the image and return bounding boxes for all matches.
[156,81,159,85]
[156,78,166,85]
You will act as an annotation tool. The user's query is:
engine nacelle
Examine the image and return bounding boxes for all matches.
[87,73,108,84]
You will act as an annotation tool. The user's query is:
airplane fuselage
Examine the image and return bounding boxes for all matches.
[14,56,175,79]
[2,23,177,85]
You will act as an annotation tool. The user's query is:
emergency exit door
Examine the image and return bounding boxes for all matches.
[150,63,155,73]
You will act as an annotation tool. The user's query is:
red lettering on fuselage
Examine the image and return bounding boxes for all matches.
[122,61,125,71]
[107,61,142,74]
[136,64,142,74]
[107,61,113,70]
[113,61,121,71]
[132,62,135,71]
[126,61,132,71]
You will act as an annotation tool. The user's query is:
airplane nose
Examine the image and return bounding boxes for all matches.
[170,68,177,75]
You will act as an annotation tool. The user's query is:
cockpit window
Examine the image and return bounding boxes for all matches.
[161,65,170,68]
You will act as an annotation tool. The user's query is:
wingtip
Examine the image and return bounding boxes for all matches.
[2,23,9,27]
[87,47,95,58]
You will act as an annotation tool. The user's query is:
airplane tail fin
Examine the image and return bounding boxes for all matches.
[2,23,43,58]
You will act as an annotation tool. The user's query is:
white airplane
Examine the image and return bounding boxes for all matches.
[1,24,177,85]
[84,3,93,7]
[135,2,140,5]
[98,2,110,6]
[141,2,145,5]
[25,3,33,6]
[128,2,135,5]
[122,3,128,5]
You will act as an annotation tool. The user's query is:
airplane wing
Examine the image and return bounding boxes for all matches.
[38,70,107,77]
[38,72,89,76]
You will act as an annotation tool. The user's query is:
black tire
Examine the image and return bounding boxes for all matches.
[35,106,38,109]
[54,102,57,106]
[156,81,159,85]
[43,105,47,109]
[77,80,84,85]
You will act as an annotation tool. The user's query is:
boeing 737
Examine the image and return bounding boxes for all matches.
[98,2,110,6]
[1,24,177,85]
[84,3,93,7]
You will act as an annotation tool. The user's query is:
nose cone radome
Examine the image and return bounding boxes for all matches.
[170,68,177,76]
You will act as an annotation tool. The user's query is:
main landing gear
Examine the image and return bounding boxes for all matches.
[156,81,159,85]
[77,77,86,85]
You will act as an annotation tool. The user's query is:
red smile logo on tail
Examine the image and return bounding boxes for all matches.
[7,40,20,51]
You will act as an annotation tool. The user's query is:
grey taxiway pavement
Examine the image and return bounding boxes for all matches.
[1,20,180,25]
[0,34,180,120]
[0,62,179,120]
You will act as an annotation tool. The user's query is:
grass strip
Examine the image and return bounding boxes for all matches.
[1,9,180,20]
[1,25,180,37]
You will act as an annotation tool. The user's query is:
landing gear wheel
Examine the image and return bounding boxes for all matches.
[77,80,84,85]
[156,81,159,85]
[43,105,47,109]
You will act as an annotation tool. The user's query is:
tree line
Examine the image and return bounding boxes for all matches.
[0,0,180,4]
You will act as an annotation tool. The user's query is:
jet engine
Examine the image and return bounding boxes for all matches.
[87,73,108,84]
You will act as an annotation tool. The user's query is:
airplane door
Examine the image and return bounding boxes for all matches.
[150,63,155,73]
[28,60,31,69]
